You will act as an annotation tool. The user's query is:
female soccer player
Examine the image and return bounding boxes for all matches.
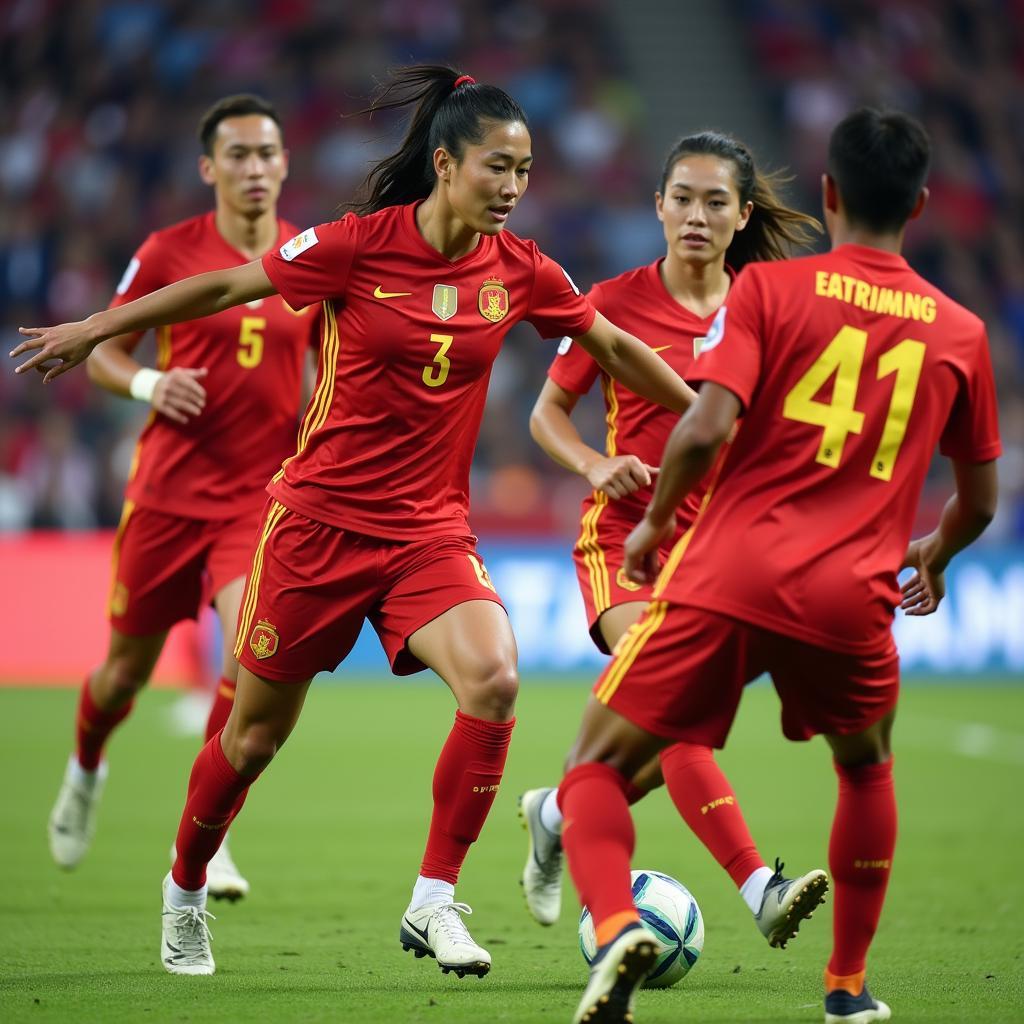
[12,65,696,979]
[519,132,830,945]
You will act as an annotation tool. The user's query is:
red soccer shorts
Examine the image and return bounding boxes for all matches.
[594,602,900,745]
[574,501,687,653]
[108,500,263,636]
[234,500,506,682]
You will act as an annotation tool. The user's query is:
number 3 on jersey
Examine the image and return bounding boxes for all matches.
[422,333,454,388]
[782,325,925,482]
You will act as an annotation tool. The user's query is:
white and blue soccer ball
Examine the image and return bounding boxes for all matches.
[578,869,704,989]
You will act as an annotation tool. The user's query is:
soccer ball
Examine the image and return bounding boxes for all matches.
[578,869,704,989]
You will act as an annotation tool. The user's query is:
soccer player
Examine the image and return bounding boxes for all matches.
[45,94,321,901]
[12,65,698,979]
[519,131,829,944]
[555,108,1000,1024]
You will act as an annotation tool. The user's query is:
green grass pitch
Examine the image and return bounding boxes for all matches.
[1,679,1022,1022]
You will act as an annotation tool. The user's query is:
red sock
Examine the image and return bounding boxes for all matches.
[172,732,256,890]
[827,758,897,978]
[203,677,236,744]
[559,762,638,937]
[419,710,515,884]
[659,741,765,887]
[76,675,135,771]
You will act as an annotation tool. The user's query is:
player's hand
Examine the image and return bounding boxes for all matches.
[585,455,659,499]
[900,537,946,616]
[153,367,208,424]
[624,511,676,586]
[10,322,102,382]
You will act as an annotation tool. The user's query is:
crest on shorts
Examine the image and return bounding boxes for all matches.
[249,618,279,660]
[110,582,129,617]
[616,568,642,593]
[478,278,509,323]
[432,284,458,321]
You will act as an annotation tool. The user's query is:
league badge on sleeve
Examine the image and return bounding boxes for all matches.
[280,228,319,262]
[695,305,727,358]
[478,278,509,322]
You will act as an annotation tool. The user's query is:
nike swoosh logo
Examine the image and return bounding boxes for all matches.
[374,286,412,299]
[651,345,671,353]
[402,918,431,943]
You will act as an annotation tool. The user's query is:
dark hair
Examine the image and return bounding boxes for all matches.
[346,65,528,215]
[659,131,821,269]
[827,108,930,232]
[197,94,283,155]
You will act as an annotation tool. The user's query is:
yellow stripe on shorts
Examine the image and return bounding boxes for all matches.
[106,499,136,617]
[595,599,668,704]
[576,492,611,613]
[234,500,288,659]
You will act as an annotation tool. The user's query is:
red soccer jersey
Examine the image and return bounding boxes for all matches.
[115,213,321,519]
[261,202,595,540]
[658,244,1002,654]
[548,260,729,527]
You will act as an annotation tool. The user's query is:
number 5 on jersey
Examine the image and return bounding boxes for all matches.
[238,316,265,368]
[422,333,454,388]
[783,325,925,482]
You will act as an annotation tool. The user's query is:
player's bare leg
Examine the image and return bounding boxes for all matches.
[399,600,518,978]
[162,667,311,975]
[49,628,166,869]
[820,711,895,1022]
[195,577,250,901]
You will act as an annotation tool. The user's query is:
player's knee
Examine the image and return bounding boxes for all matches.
[231,722,282,776]
[97,659,149,704]
[465,660,519,720]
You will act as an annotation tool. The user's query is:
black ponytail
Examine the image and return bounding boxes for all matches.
[660,131,822,269]
[345,64,528,215]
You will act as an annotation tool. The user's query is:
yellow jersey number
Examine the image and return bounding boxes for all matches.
[422,333,454,388]
[237,316,265,368]
[782,325,925,482]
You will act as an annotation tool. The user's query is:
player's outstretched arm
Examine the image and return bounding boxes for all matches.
[529,378,656,499]
[624,383,740,585]
[900,458,998,616]
[11,260,276,382]
[575,312,697,415]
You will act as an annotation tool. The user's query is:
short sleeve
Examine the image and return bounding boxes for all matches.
[263,216,360,310]
[108,235,168,308]
[524,248,596,340]
[686,266,765,411]
[939,328,1003,462]
[546,282,602,394]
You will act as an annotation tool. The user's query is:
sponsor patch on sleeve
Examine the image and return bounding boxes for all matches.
[557,336,573,355]
[116,257,141,295]
[280,227,319,262]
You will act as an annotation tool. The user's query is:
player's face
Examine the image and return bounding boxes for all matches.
[443,120,532,235]
[655,155,752,266]
[200,115,289,218]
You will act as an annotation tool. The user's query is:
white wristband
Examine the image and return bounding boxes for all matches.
[129,367,164,403]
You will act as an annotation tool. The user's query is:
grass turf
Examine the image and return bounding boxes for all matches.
[1,679,1022,1023]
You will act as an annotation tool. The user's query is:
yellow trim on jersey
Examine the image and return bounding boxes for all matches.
[273,300,338,484]
[595,599,668,704]
[234,500,289,659]
[600,375,620,457]
[576,492,611,613]
[107,500,136,616]
[155,325,172,370]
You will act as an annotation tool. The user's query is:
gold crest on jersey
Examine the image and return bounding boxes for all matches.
[616,568,642,593]
[478,278,509,322]
[432,284,458,321]
[249,618,279,660]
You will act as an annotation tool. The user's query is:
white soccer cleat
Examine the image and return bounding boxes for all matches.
[400,901,491,978]
[48,758,107,869]
[519,787,564,926]
[573,921,659,1024]
[161,873,216,976]
[755,858,829,948]
[206,839,250,902]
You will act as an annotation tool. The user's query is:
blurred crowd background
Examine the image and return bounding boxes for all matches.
[1,0,1021,539]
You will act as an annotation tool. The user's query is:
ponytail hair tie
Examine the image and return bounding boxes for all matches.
[453,74,476,90]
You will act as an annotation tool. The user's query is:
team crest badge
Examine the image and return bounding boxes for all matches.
[432,284,458,321]
[478,278,509,323]
[110,582,129,617]
[616,568,642,593]
[249,619,280,660]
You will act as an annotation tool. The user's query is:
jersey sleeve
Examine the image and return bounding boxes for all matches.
[524,248,597,340]
[263,216,359,310]
[108,234,169,308]
[546,283,603,394]
[686,266,765,411]
[938,327,1003,462]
